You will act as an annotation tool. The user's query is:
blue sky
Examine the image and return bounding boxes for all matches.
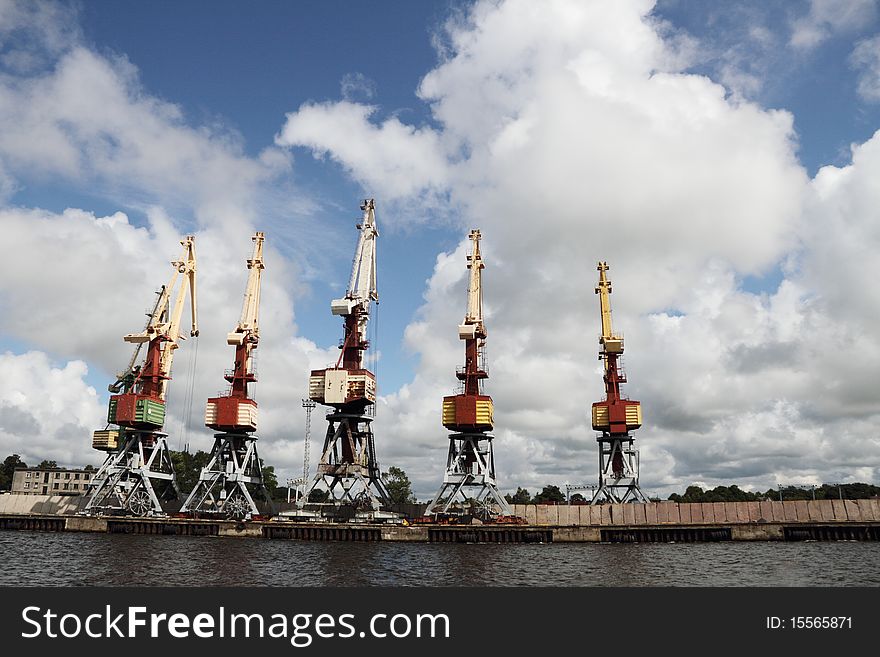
[10,0,464,393]
[18,0,872,392]
[655,0,880,175]
[2,0,880,497]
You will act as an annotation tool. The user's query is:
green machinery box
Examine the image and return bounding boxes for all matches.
[108,395,166,428]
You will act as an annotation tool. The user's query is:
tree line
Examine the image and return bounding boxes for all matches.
[4,452,879,504]
[503,482,880,505]
[668,483,880,503]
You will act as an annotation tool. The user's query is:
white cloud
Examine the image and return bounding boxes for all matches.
[276,100,449,205]
[789,0,877,50]
[0,203,342,473]
[850,34,880,101]
[340,72,377,101]
[0,45,293,226]
[0,351,103,467]
[3,0,880,500]
[278,0,880,498]
[0,0,80,73]
[0,3,340,479]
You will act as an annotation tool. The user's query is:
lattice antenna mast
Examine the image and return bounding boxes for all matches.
[302,398,314,484]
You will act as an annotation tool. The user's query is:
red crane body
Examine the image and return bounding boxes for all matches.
[205,232,264,434]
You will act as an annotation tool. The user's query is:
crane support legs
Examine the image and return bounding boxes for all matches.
[82,432,180,517]
[180,433,275,519]
[425,432,512,518]
[590,433,649,504]
[301,411,390,513]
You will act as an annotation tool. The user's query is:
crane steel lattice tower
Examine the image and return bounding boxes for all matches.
[181,232,275,519]
[425,230,512,518]
[84,236,199,516]
[301,199,390,512]
[590,261,648,504]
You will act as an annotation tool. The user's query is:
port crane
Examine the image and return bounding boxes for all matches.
[301,199,391,513]
[84,236,199,516]
[181,232,275,519]
[590,262,648,503]
[425,229,511,518]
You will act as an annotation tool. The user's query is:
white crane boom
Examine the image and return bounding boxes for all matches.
[123,235,199,400]
[331,199,378,317]
[458,229,486,341]
[228,232,265,346]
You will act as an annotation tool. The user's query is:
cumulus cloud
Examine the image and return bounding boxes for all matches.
[3,0,880,501]
[278,0,880,498]
[276,100,450,206]
[0,351,103,466]
[0,2,340,477]
[789,0,877,50]
[0,0,80,73]
[850,34,880,101]
[0,45,293,228]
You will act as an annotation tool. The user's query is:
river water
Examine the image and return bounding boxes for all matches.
[2,531,879,586]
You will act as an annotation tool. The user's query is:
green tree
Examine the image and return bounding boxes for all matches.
[504,487,532,504]
[382,466,416,504]
[569,493,587,504]
[1,454,27,490]
[170,450,211,494]
[817,483,880,500]
[533,485,565,504]
[308,488,330,503]
[37,459,58,469]
[261,463,284,501]
[670,484,764,503]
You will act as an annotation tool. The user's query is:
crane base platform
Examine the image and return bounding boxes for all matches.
[82,431,180,517]
[424,432,512,518]
[590,433,649,504]
[180,433,275,519]
[300,410,391,511]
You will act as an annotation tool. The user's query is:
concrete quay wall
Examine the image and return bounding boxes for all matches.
[3,495,876,526]
[1,497,878,543]
[510,499,880,525]
[0,493,84,516]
